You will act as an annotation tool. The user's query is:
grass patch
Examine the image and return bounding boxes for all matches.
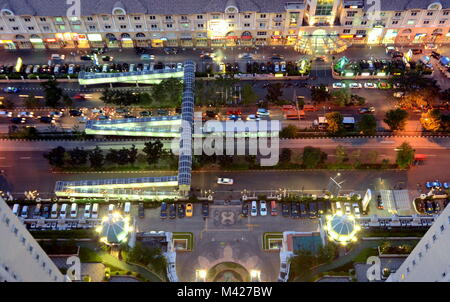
[353,247,379,263]
[79,247,103,263]
[362,229,427,238]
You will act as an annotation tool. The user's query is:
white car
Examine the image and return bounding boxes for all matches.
[349,82,362,89]
[217,178,234,185]
[344,203,352,215]
[177,62,183,69]
[251,201,258,217]
[352,203,361,217]
[332,82,346,89]
[260,201,267,216]
[364,82,377,89]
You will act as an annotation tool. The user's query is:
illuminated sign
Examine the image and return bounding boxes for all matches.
[87,34,103,42]
[78,34,87,40]
[0,40,13,44]
[208,20,228,37]
[15,57,23,73]
[45,38,57,42]
[30,38,43,43]
[340,34,354,39]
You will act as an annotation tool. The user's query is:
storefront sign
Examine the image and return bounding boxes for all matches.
[45,38,57,42]
[340,34,354,39]
[30,38,43,43]
[87,34,103,42]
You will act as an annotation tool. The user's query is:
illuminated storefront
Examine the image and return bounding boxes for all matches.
[195,32,208,47]
[367,27,383,44]
[382,29,398,44]
[15,35,31,49]
[76,34,90,48]
[165,33,179,47]
[286,30,298,46]
[87,33,104,48]
[413,33,427,43]
[240,31,253,46]
[106,33,120,48]
[180,34,194,47]
[45,38,60,49]
[0,39,16,50]
[120,33,134,48]
[150,33,164,47]
[30,36,45,49]
[55,32,79,48]
[270,31,283,45]
[225,31,237,47]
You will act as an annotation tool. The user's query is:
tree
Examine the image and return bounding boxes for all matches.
[331,88,351,106]
[302,146,327,168]
[358,114,377,135]
[241,83,258,105]
[289,250,318,277]
[399,89,435,109]
[396,142,415,169]
[89,147,104,169]
[62,94,73,107]
[325,112,343,134]
[43,146,66,167]
[265,83,283,103]
[117,148,131,165]
[317,243,338,264]
[67,148,88,166]
[384,109,408,131]
[280,148,292,164]
[143,140,164,165]
[128,144,138,165]
[105,149,120,165]
[366,150,379,164]
[41,79,63,108]
[24,93,40,108]
[442,114,450,132]
[335,145,348,164]
[139,92,152,106]
[350,94,365,105]
[310,84,331,104]
[151,78,184,107]
[280,125,299,139]
[420,109,441,132]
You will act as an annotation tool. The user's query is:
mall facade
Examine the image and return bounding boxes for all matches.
[0,0,450,52]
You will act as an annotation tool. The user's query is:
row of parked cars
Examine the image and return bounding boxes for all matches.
[160,202,209,219]
[0,63,82,76]
[84,62,183,74]
[11,202,132,219]
[425,180,449,189]
[417,199,448,215]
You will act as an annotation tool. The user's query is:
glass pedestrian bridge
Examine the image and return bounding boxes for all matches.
[78,68,184,85]
[54,176,180,200]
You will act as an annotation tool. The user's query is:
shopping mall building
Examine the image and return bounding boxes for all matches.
[0,0,450,53]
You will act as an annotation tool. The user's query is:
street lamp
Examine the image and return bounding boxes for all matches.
[250,270,261,282]
[195,269,207,282]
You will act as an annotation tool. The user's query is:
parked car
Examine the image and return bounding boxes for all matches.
[349,82,362,89]
[185,203,193,217]
[299,203,308,218]
[84,204,91,218]
[270,200,278,216]
[377,194,384,209]
[260,201,267,216]
[3,86,20,93]
[160,202,168,219]
[309,202,317,218]
[291,202,299,218]
[332,82,345,89]
[317,202,325,215]
[169,203,176,219]
[123,202,131,215]
[91,203,99,219]
[364,82,377,89]
[138,202,145,218]
[425,201,435,215]
[241,203,249,217]
[359,107,375,114]
[352,203,361,217]
[177,203,185,218]
[282,203,290,217]
[251,201,258,217]
[202,203,209,218]
[344,203,352,215]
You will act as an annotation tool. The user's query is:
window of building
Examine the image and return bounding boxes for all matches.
[197,15,203,19]
[361,20,367,25]
[423,20,430,24]
[151,24,158,29]
[411,11,418,16]
[212,15,220,19]
[345,21,353,25]
[407,19,415,25]
[418,252,422,258]
[20,237,26,245]
[9,18,15,22]
[392,20,398,24]
[165,16,172,20]
[315,0,334,16]
[27,26,34,30]
[244,14,251,19]
[149,15,156,20]
[275,22,281,26]
[102,15,109,21]
[24,18,31,22]
[244,23,250,27]
[425,243,430,250]
[257,31,266,36]
[12,27,19,31]
[356,30,366,35]
[166,23,172,28]
[134,16,141,21]
[440,19,446,24]
[120,25,126,29]
[343,29,351,33]
[88,25,96,30]
[412,260,416,266]
[181,16,188,20]
[197,23,204,28]
[40,17,46,22]
[43,26,50,31]
[441,225,445,232]
[395,12,401,17]
[259,22,266,28]
[118,16,125,21]
[427,12,433,16]
[136,25,142,29]
[87,17,93,21]
[35,254,40,261]
[347,11,356,17]
[260,14,266,18]
[228,23,235,28]
[276,14,282,18]
[228,14,235,19]
[105,25,111,29]
[444,11,450,16]
[432,234,437,242]
[55,17,63,23]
